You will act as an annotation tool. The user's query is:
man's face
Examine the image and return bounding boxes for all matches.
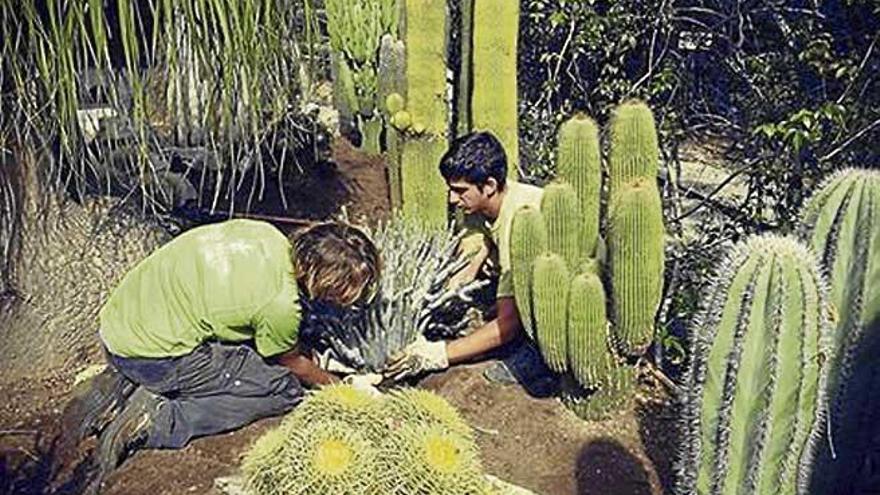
[447,178,496,215]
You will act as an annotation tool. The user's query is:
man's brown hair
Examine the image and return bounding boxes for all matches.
[291,222,381,307]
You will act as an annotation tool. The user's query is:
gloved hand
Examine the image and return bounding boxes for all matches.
[314,349,357,374]
[342,373,384,397]
[384,336,449,381]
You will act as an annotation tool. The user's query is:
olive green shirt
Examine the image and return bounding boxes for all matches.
[99,219,301,359]
[463,182,544,298]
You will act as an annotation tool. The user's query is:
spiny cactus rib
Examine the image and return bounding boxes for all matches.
[300,221,488,372]
[608,179,665,356]
[509,206,548,340]
[382,388,474,442]
[471,0,519,177]
[286,384,385,436]
[379,423,490,495]
[678,235,829,495]
[244,419,381,495]
[798,168,880,495]
[378,36,406,108]
[556,114,602,256]
[562,365,634,421]
[567,271,615,389]
[541,181,584,272]
[608,100,660,196]
[532,253,570,373]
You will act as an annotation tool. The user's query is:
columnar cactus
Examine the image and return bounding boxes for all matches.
[608,100,661,196]
[608,178,665,356]
[567,271,616,389]
[556,114,602,257]
[471,0,519,178]
[677,235,829,495]
[509,206,548,340]
[541,182,584,272]
[798,168,880,494]
[397,0,449,227]
[532,253,570,373]
[325,0,398,154]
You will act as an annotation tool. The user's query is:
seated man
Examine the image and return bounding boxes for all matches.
[387,131,553,393]
[75,219,380,492]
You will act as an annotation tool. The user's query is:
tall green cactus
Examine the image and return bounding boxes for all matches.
[799,168,880,494]
[532,253,570,373]
[398,0,449,227]
[325,0,398,154]
[608,100,660,197]
[509,206,548,340]
[678,235,829,495]
[471,0,519,178]
[556,114,602,257]
[608,178,665,356]
[541,182,584,272]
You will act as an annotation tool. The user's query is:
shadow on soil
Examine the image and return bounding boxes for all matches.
[576,437,652,495]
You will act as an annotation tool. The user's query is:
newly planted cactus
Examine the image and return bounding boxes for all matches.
[380,423,492,495]
[677,235,829,495]
[509,206,548,340]
[532,252,570,373]
[243,419,381,495]
[608,178,665,356]
[607,100,661,196]
[556,114,602,257]
[798,168,880,494]
[541,182,585,272]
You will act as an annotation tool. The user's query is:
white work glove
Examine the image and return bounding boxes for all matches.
[384,336,449,381]
[342,373,384,397]
[314,349,358,374]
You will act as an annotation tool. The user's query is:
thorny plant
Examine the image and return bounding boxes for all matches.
[299,219,489,373]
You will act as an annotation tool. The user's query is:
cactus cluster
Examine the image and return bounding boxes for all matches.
[242,385,496,495]
[676,235,829,495]
[798,168,880,493]
[508,104,664,420]
[298,218,489,372]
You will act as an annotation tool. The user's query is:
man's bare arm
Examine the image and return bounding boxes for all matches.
[446,297,523,365]
[275,348,339,387]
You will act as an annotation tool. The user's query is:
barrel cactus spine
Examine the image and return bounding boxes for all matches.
[798,168,880,494]
[532,252,570,373]
[677,235,829,495]
[471,0,519,178]
[556,114,602,257]
[607,178,665,356]
[509,206,548,340]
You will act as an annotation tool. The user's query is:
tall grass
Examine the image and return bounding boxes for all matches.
[0,0,311,214]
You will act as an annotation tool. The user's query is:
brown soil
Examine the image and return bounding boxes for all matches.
[0,360,677,495]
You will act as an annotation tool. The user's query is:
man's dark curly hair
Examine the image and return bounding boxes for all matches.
[438,131,508,189]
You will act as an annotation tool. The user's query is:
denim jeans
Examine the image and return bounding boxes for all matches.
[108,341,303,449]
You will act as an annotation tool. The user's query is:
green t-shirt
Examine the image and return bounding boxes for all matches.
[100,219,301,359]
[462,182,544,299]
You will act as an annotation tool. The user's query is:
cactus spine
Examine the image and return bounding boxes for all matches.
[608,100,661,196]
[532,253,570,373]
[678,235,828,495]
[556,114,602,257]
[799,169,880,494]
[509,206,548,340]
[567,271,616,389]
[608,178,665,355]
[471,0,519,177]
[541,182,584,272]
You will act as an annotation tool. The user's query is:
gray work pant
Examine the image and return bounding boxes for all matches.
[108,341,303,449]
